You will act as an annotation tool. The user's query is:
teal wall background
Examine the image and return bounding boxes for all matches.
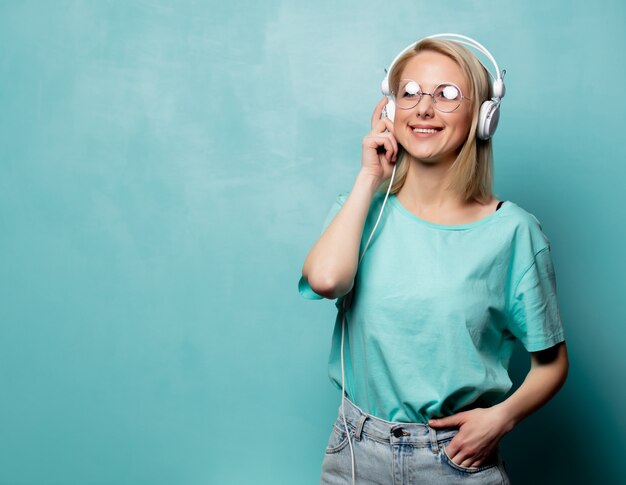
[1,1,624,483]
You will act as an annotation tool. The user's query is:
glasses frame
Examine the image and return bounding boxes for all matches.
[393,79,472,113]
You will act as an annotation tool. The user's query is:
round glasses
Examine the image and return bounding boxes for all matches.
[394,79,471,113]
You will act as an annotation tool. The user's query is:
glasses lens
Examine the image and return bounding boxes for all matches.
[433,83,462,112]
[396,79,421,110]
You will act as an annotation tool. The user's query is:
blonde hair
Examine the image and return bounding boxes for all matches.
[377,38,496,204]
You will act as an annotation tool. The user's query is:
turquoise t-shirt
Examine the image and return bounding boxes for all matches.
[298,191,566,423]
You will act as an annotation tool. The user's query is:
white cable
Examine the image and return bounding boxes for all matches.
[340,311,356,485]
[358,163,397,266]
[341,161,397,485]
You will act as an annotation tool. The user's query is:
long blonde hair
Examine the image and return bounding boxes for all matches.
[377,38,496,204]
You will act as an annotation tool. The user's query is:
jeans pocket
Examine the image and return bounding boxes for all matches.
[324,422,353,455]
[440,441,499,474]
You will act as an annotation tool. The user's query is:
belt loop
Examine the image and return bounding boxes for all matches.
[354,414,367,441]
[428,426,439,454]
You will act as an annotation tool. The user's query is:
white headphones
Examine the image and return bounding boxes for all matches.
[380,33,506,140]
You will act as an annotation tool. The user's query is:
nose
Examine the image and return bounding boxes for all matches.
[415,93,435,117]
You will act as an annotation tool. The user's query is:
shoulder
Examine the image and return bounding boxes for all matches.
[333,190,388,211]
[500,200,552,254]
[502,200,543,227]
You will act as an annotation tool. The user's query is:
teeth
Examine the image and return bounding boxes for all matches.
[412,128,440,134]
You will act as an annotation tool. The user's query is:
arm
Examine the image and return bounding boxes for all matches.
[429,341,569,468]
[301,97,398,300]
[492,340,569,430]
[301,170,380,300]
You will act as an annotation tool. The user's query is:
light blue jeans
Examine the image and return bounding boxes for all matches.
[321,396,511,484]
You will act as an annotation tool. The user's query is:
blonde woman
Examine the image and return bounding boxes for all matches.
[299,36,568,484]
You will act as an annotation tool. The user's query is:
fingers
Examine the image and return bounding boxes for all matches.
[445,443,477,469]
[371,96,389,129]
[373,116,395,135]
[371,99,396,138]
[371,129,398,161]
[364,97,399,169]
[368,96,398,155]
[444,442,497,469]
[371,135,396,163]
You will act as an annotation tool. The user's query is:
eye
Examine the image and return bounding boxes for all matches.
[405,81,420,95]
[400,80,421,98]
[440,84,460,100]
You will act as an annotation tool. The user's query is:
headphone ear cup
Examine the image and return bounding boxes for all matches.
[477,100,500,140]
[381,76,392,96]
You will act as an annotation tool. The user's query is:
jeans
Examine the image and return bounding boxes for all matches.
[321,396,511,485]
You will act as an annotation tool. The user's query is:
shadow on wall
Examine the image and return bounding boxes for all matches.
[502,341,616,483]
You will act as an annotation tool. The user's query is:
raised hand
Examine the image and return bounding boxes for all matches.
[361,96,399,183]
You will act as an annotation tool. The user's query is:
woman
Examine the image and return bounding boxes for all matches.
[298,36,569,484]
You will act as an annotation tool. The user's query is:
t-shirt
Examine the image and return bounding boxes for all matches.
[298,191,566,423]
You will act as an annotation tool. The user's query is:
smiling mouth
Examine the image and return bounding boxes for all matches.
[409,126,443,136]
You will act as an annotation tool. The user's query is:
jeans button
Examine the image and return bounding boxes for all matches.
[393,428,405,438]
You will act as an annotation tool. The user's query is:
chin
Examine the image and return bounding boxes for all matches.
[404,150,442,164]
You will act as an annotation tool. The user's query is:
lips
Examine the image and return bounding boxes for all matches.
[409,124,443,131]
[409,125,444,136]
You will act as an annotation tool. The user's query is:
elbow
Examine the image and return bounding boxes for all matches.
[307,273,353,300]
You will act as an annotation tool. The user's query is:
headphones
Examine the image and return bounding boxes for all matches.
[380,33,506,140]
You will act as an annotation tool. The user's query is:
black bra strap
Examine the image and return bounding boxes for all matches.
[495,200,505,211]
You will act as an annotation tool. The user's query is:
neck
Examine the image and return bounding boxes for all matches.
[397,154,466,211]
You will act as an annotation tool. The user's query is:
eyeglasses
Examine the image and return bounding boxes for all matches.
[393,79,471,113]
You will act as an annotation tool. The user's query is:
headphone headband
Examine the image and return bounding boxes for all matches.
[425,33,504,85]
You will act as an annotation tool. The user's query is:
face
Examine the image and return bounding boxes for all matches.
[393,51,473,165]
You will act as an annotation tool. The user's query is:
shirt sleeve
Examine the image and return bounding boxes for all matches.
[297,192,349,300]
[507,246,566,351]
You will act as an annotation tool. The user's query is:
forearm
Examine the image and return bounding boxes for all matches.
[492,343,569,431]
[302,170,381,299]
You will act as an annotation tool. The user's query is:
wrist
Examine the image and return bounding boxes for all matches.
[491,402,517,433]
[355,169,382,194]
